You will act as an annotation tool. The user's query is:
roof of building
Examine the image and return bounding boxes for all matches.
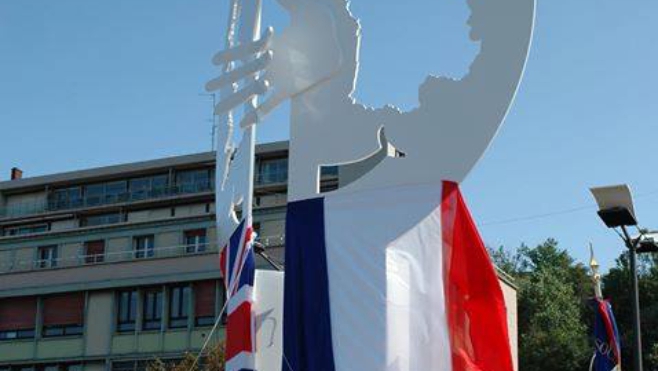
[0,141,289,192]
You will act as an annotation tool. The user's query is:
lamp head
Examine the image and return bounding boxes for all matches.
[637,233,658,254]
[590,184,638,228]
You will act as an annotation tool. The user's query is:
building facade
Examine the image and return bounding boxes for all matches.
[0,141,516,371]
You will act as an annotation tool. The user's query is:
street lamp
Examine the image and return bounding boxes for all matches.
[590,184,658,371]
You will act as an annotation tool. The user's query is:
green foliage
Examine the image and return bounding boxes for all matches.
[492,239,658,371]
[491,239,591,371]
[603,251,658,370]
[147,342,226,371]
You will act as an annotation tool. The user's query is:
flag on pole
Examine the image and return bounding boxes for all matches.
[592,298,622,371]
[220,218,256,371]
[283,181,514,371]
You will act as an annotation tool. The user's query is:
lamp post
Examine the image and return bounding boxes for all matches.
[590,184,658,371]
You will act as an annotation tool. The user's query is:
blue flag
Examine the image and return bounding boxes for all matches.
[592,299,622,371]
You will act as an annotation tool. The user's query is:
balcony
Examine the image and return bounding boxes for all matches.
[0,242,217,275]
[0,232,283,276]
[0,181,214,220]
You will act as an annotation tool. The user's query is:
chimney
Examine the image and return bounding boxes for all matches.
[11,167,23,180]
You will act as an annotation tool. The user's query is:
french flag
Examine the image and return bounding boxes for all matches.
[220,219,256,371]
[283,181,514,371]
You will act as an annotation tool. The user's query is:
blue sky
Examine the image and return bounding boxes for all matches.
[1,0,657,271]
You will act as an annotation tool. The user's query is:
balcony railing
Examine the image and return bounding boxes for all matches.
[0,181,214,219]
[0,242,218,274]
[254,172,288,186]
[48,181,214,212]
[0,234,284,275]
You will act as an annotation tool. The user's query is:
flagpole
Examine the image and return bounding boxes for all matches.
[589,243,603,300]
[589,243,601,371]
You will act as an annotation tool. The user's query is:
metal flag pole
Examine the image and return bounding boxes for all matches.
[589,243,601,371]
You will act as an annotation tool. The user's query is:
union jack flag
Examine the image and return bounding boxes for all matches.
[220,218,256,371]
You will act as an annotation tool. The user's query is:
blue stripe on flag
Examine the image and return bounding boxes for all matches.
[228,220,246,283]
[283,198,336,371]
[239,246,255,287]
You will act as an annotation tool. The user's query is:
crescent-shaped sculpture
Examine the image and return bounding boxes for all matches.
[263,0,536,201]
[207,0,535,202]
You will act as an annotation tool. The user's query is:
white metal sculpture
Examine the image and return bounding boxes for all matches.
[206,1,536,370]
[210,0,262,249]
[208,0,535,202]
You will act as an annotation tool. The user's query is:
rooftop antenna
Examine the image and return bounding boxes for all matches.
[199,93,218,150]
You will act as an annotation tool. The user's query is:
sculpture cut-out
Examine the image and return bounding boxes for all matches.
[210,0,535,201]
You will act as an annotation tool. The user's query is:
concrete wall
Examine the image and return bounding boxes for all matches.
[127,208,171,223]
[51,219,78,232]
[174,204,207,218]
[501,279,519,371]
[106,237,131,262]
[86,291,114,356]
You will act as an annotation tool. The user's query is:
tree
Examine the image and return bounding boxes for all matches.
[147,342,226,371]
[491,239,592,371]
[603,251,658,370]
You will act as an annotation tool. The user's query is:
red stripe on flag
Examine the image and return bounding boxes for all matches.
[225,301,254,361]
[441,181,514,371]
[598,300,621,363]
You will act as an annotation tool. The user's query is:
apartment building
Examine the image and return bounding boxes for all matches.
[0,141,516,371]
[0,142,309,371]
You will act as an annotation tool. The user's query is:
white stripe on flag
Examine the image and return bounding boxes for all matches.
[324,184,452,371]
[228,285,254,315]
[226,350,255,371]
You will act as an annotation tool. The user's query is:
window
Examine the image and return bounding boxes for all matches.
[117,290,137,332]
[129,174,169,201]
[257,158,288,185]
[84,181,128,206]
[321,165,339,178]
[134,235,155,259]
[84,184,105,207]
[0,297,37,341]
[37,245,57,269]
[176,169,212,194]
[40,365,82,371]
[185,229,207,253]
[3,224,49,237]
[142,289,163,331]
[42,293,84,337]
[49,187,82,210]
[81,213,123,227]
[84,240,105,264]
[194,281,217,327]
[104,181,128,204]
[169,286,191,328]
